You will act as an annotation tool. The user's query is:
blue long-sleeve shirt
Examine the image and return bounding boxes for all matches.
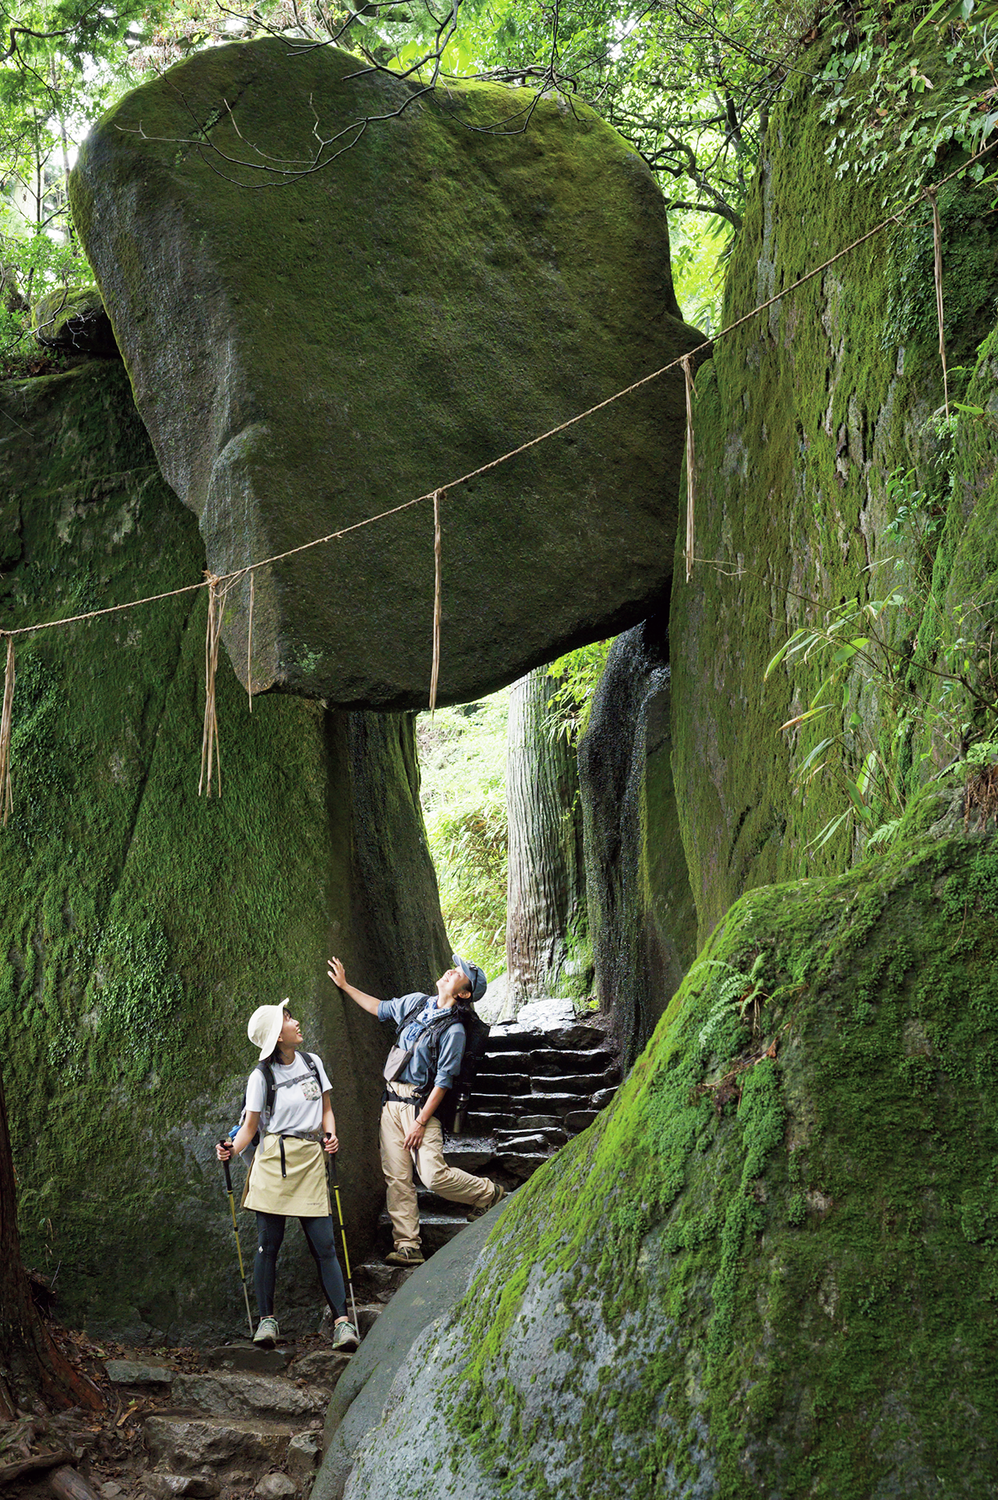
[378,993,467,1090]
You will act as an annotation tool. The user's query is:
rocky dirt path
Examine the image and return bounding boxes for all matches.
[9,1258,415,1500]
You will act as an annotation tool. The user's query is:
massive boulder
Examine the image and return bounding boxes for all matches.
[70,40,702,710]
[0,360,448,1339]
[329,831,998,1498]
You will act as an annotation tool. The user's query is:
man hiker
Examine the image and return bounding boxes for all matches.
[327,954,507,1265]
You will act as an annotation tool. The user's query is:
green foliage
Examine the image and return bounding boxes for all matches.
[545,638,612,744]
[693,951,768,1055]
[815,3,998,199]
[417,693,509,972]
[765,444,998,853]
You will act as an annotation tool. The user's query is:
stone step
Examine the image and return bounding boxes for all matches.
[465,1111,518,1133]
[473,1073,529,1096]
[351,1260,415,1304]
[484,1030,555,1053]
[592,1088,618,1110]
[377,1209,467,1253]
[492,1151,551,1181]
[170,1371,328,1422]
[508,1093,579,1116]
[494,1132,560,1155]
[105,1356,177,1388]
[204,1344,287,1376]
[565,1109,599,1133]
[144,1412,297,1474]
[287,1346,352,1388]
[516,1113,564,1130]
[496,1127,567,1150]
[529,1049,616,1076]
[442,1137,496,1172]
[531,1072,617,1095]
[477,1050,535,1071]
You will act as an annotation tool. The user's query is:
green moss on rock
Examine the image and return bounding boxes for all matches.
[670,22,998,944]
[32,284,119,357]
[339,832,998,1498]
[0,361,448,1339]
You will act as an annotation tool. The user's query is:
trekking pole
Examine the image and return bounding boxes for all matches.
[327,1146,359,1329]
[218,1142,254,1339]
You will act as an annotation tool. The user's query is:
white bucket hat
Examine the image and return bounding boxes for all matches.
[247,1001,290,1060]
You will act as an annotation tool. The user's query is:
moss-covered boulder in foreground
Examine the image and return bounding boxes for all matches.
[70,40,702,710]
[0,361,448,1340]
[333,832,998,1498]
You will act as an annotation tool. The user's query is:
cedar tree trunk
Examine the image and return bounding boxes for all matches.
[505,667,586,1006]
[0,1069,102,1416]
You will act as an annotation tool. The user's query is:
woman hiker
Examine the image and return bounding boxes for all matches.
[328,954,506,1266]
[215,1002,360,1351]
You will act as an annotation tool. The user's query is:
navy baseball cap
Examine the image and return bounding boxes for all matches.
[453,953,487,1005]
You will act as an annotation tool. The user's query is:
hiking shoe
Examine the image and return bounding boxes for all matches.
[253,1316,279,1346]
[467,1181,507,1221]
[331,1319,360,1352]
[386,1245,425,1265]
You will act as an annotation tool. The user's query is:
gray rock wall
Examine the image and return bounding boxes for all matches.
[578,615,697,1066]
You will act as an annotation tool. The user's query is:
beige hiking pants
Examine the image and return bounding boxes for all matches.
[380,1086,494,1250]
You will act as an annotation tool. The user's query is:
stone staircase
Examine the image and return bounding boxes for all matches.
[375,999,621,1257]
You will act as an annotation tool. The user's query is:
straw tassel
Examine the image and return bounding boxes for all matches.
[246,570,254,714]
[429,488,443,711]
[0,635,14,826]
[199,573,225,797]
[682,354,697,583]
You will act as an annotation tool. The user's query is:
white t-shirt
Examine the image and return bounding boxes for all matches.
[245,1052,332,1136]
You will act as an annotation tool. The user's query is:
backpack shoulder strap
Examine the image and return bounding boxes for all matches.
[394,993,432,1043]
[302,1052,322,1086]
[254,1060,276,1114]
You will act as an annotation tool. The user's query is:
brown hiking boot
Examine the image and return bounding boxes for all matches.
[386,1245,425,1265]
[467,1181,507,1220]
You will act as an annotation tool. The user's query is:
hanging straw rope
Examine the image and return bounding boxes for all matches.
[0,636,13,826]
[3,136,996,656]
[246,571,254,714]
[429,489,443,711]
[681,354,697,583]
[199,572,242,797]
[926,185,950,420]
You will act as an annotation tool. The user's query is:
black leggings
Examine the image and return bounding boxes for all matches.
[254,1211,347,1320]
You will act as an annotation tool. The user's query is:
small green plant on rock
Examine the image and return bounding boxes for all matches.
[766,460,998,851]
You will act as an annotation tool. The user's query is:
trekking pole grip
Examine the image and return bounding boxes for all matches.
[218,1140,233,1195]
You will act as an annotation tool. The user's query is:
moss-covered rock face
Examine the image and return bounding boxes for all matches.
[70,40,702,711]
[578,614,697,1067]
[0,361,448,1339]
[32,285,119,357]
[337,832,998,1499]
[669,29,998,944]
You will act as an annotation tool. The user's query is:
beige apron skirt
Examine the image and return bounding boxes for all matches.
[243,1135,331,1217]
